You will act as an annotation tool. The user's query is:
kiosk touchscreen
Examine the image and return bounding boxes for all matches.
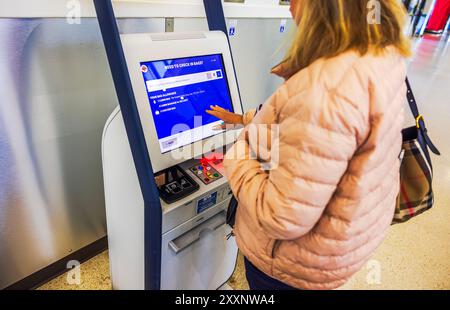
[140,54,235,154]
[102,31,241,290]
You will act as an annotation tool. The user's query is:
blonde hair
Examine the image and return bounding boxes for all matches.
[283,0,411,76]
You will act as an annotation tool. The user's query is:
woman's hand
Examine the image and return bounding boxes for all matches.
[205,105,243,130]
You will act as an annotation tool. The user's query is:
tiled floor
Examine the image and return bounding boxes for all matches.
[37,251,249,290]
[39,34,450,290]
[38,251,112,290]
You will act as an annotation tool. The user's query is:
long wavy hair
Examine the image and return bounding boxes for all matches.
[283,0,411,76]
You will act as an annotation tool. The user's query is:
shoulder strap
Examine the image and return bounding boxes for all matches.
[406,78,440,155]
[405,78,420,119]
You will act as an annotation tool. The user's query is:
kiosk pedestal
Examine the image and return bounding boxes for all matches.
[101,31,243,290]
[102,108,238,290]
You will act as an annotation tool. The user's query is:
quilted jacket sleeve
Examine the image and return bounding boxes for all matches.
[223,74,369,240]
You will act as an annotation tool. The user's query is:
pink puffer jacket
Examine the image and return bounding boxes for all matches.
[223,47,407,290]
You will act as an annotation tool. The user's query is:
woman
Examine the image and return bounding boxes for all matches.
[207,0,411,290]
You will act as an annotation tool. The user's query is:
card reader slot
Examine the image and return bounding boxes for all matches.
[168,211,226,254]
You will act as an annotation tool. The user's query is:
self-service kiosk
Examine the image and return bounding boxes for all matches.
[102,31,243,290]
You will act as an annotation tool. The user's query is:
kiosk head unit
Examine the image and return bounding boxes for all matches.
[122,32,243,172]
[140,54,234,154]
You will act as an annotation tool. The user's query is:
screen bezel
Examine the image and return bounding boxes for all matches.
[140,53,235,154]
[122,31,243,173]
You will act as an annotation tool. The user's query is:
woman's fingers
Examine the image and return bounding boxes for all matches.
[212,123,226,130]
[206,108,229,120]
[205,109,223,118]
[212,105,228,112]
[209,105,230,114]
[206,105,243,125]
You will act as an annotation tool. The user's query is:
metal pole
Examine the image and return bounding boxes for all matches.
[203,0,244,112]
[93,0,162,290]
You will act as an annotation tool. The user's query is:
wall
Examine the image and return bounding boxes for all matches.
[173,17,294,110]
[0,1,294,289]
[0,0,291,18]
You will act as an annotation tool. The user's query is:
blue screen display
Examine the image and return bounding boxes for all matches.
[140,54,234,153]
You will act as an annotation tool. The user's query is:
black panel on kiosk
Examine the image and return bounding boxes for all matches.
[155,166,199,204]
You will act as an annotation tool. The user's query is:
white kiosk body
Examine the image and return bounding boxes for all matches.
[102,31,243,290]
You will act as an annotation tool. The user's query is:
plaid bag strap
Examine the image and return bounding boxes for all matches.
[405,78,441,156]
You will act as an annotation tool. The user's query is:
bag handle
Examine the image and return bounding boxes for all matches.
[405,78,441,155]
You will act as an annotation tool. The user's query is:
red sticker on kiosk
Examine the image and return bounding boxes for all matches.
[140,65,148,73]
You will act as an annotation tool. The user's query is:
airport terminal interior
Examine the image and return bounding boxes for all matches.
[0,0,449,290]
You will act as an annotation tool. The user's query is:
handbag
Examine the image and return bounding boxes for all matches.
[226,195,238,228]
[393,78,440,224]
